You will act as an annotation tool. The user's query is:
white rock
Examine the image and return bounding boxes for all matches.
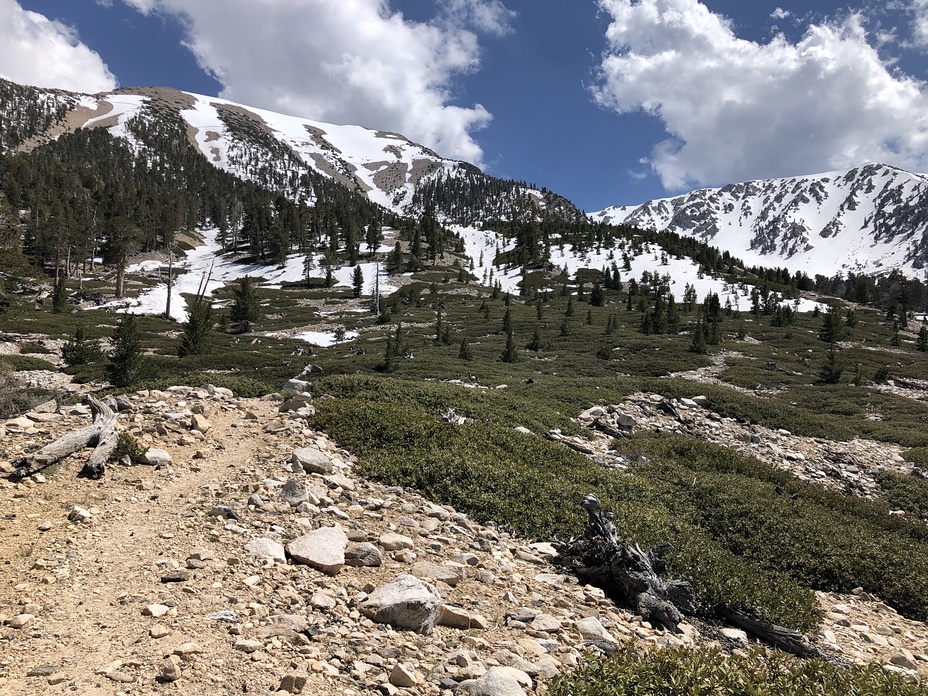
[286,525,347,575]
[292,447,333,474]
[142,448,173,466]
[575,617,617,644]
[457,666,529,696]
[244,538,286,562]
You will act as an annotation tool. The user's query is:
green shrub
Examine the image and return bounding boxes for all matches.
[615,433,928,621]
[310,376,820,632]
[548,644,928,696]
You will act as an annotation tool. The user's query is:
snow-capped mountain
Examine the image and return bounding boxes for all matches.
[594,164,928,278]
[5,83,470,214]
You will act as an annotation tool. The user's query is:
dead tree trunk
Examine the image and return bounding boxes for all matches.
[555,494,821,657]
[11,396,117,481]
[554,494,695,632]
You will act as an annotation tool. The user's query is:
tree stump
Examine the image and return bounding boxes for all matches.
[555,493,820,657]
[11,396,117,481]
[554,494,695,632]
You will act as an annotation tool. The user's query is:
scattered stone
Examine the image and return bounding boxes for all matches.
[68,506,92,523]
[143,604,170,618]
[380,533,415,551]
[457,666,528,696]
[26,665,57,677]
[10,614,34,629]
[160,570,190,583]
[286,525,348,575]
[411,561,465,587]
[345,542,383,567]
[279,673,309,693]
[245,537,287,562]
[281,478,308,507]
[390,663,419,688]
[142,448,173,467]
[575,617,617,644]
[292,447,333,474]
[360,574,443,635]
[190,414,211,433]
[149,625,171,639]
[234,639,263,653]
[159,656,182,682]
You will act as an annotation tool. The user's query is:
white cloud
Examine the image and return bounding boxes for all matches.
[912,0,928,45]
[594,0,928,190]
[117,0,514,167]
[0,0,116,92]
[770,8,790,20]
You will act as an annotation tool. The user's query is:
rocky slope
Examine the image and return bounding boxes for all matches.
[2,374,928,695]
[593,163,928,278]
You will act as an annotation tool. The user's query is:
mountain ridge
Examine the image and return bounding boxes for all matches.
[594,163,928,278]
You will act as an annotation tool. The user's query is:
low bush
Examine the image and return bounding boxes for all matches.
[548,644,928,696]
[615,433,928,621]
[310,375,820,633]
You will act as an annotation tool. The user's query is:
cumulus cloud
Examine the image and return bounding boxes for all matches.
[593,0,928,190]
[117,0,514,166]
[770,8,791,20]
[0,0,116,92]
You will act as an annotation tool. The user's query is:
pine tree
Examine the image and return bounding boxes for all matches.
[501,326,519,363]
[529,326,542,351]
[819,344,844,384]
[178,298,213,357]
[230,275,260,333]
[818,305,844,343]
[106,314,152,388]
[689,320,707,354]
[352,265,364,298]
[590,281,605,307]
[51,274,67,313]
[62,325,100,366]
[565,296,574,316]
[917,325,928,353]
[502,308,512,332]
[458,337,472,361]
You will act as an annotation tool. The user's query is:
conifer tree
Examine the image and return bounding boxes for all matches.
[178,298,213,357]
[818,305,844,343]
[62,325,100,366]
[230,275,260,333]
[501,326,519,363]
[590,281,605,307]
[106,314,152,388]
[689,320,707,354]
[917,325,928,353]
[458,337,472,361]
[529,326,542,351]
[565,296,575,316]
[819,344,844,384]
[51,273,67,314]
[352,265,364,298]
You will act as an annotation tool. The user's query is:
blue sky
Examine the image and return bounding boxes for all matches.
[5,1,928,213]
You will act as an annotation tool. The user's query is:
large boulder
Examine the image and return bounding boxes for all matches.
[292,447,333,474]
[456,667,528,696]
[286,525,348,575]
[359,574,443,634]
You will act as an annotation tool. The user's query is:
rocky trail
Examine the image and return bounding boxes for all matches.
[1,383,927,695]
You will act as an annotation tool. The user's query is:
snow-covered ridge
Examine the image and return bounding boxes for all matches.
[594,163,928,279]
[17,84,466,215]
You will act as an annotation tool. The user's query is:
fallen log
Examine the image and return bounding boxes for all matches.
[555,493,821,657]
[11,396,117,481]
